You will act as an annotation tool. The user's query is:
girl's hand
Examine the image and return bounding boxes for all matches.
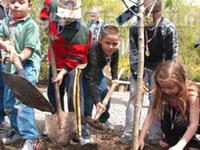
[168,145,184,150]
[96,102,106,113]
[138,138,145,150]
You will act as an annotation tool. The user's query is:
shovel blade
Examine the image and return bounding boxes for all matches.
[2,71,53,112]
[84,117,110,131]
[45,112,77,145]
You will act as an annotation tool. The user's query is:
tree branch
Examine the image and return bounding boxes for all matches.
[121,0,138,17]
[128,0,138,5]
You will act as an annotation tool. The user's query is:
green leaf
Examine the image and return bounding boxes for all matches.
[165,0,173,8]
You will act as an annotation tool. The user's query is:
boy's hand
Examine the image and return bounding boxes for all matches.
[96,102,106,113]
[52,69,68,86]
[9,50,17,64]
[0,40,12,52]
[111,80,119,86]
[8,43,17,64]
[52,72,64,86]
[17,54,24,62]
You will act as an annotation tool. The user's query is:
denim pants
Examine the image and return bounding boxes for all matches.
[122,69,163,140]
[83,71,111,123]
[0,51,6,123]
[4,62,38,139]
[48,66,89,137]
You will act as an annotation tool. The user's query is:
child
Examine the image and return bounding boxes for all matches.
[40,0,93,145]
[120,0,178,145]
[138,60,200,150]
[83,25,120,129]
[0,0,41,149]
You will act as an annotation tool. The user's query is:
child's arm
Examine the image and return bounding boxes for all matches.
[18,47,32,62]
[7,46,32,64]
[170,93,199,150]
[138,111,153,149]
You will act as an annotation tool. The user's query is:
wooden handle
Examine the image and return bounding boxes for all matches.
[93,82,117,120]
[49,44,62,116]
[9,44,24,76]
[93,68,124,120]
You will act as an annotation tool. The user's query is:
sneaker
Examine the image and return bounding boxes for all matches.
[78,136,94,145]
[41,131,47,137]
[2,130,22,145]
[104,121,114,130]
[120,134,132,145]
[72,134,79,143]
[21,139,39,150]
[0,120,10,130]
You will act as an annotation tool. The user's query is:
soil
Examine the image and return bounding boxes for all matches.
[0,86,167,150]
[0,128,166,150]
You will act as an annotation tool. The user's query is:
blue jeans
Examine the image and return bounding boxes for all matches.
[83,71,110,123]
[4,62,38,139]
[0,51,6,123]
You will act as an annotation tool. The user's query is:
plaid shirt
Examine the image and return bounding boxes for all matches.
[129,16,178,79]
[87,18,107,41]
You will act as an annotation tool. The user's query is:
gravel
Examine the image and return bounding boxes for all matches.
[34,87,150,132]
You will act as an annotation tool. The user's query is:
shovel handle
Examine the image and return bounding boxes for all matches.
[93,68,124,120]
[9,44,24,76]
[93,82,117,120]
[49,44,62,116]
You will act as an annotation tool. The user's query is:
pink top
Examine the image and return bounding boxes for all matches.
[168,98,200,114]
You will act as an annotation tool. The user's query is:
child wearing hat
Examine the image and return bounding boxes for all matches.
[40,0,93,145]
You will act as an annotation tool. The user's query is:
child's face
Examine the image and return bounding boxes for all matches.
[9,0,32,18]
[159,80,180,96]
[99,34,120,56]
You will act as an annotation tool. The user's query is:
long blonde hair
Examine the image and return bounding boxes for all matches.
[151,60,198,121]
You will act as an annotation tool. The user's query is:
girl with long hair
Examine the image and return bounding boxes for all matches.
[138,60,200,150]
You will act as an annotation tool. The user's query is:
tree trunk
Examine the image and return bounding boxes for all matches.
[131,0,145,149]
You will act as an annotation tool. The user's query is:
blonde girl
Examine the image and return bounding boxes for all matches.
[138,60,200,150]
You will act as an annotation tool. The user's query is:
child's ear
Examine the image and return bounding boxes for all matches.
[99,38,102,44]
[157,12,162,19]
[28,2,33,10]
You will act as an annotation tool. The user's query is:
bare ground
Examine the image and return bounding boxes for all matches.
[0,86,167,150]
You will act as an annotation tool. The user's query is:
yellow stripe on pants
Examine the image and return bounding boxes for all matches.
[73,68,82,137]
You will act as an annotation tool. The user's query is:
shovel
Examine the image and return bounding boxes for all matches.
[84,68,124,131]
[1,44,53,112]
[45,44,77,145]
